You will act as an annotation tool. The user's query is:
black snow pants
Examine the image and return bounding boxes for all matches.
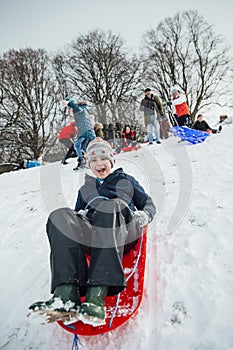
[178,114,192,127]
[60,138,76,160]
[46,198,140,296]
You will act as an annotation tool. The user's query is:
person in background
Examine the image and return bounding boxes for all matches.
[62,97,95,170]
[192,114,222,134]
[140,88,163,145]
[170,86,192,127]
[58,121,78,165]
[159,114,171,139]
[94,122,104,138]
[107,123,117,148]
[29,137,156,325]
[18,158,42,170]
[122,125,135,147]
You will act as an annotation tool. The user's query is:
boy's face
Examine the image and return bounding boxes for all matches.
[173,91,179,98]
[89,156,112,179]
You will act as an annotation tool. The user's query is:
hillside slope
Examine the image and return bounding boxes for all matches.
[0,124,233,350]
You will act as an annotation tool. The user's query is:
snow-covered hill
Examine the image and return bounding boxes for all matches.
[1,123,233,350]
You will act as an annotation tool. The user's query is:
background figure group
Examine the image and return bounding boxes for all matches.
[62,97,95,170]
[170,86,192,127]
[58,121,77,165]
[140,88,163,144]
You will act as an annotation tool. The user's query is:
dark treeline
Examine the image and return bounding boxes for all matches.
[0,10,232,168]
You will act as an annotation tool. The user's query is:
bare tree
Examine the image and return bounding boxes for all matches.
[142,10,232,119]
[53,29,143,125]
[0,48,61,164]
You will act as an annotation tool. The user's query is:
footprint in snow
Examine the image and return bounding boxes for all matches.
[171,301,188,325]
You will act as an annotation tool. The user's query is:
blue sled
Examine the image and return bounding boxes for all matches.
[27,160,41,168]
[170,126,210,144]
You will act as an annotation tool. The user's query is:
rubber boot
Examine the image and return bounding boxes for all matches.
[73,157,85,170]
[61,159,68,165]
[73,158,80,171]
[79,157,86,169]
[80,286,108,321]
[29,284,81,312]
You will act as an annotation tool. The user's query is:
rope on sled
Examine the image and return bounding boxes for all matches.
[108,226,145,328]
[84,195,109,209]
[71,334,81,350]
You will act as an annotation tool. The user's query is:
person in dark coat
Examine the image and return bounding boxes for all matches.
[160,114,171,139]
[140,88,163,144]
[107,123,117,148]
[29,137,156,325]
[192,114,222,134]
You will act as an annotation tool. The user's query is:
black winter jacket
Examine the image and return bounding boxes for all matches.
[192,120,211,131]
[75,168,156,221]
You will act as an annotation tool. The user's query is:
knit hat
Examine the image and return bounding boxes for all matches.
[170,85,180,95]
[86,137,114,167]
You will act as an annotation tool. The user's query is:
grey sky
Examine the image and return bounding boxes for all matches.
[0,0,232,55]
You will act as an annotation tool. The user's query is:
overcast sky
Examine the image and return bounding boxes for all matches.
[0,0,233,55]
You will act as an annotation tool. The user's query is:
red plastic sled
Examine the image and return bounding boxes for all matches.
[121,144,141,153]
[58,226,147,336]
[114,143,141,155]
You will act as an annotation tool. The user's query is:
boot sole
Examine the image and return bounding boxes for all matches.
[30,305,106,327]
[32,308,79,324]
[32,308,105,327]
[78,312,106,327]
[79,302,106,327]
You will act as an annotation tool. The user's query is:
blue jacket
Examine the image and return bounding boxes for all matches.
[67,100,95,139]
[75,168,156,221]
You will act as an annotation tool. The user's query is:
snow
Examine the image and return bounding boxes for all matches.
[1,122,233,350]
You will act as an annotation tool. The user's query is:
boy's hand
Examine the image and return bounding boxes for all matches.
[134,210,150,227]
[77,209,88,218]
[61,100,69,107]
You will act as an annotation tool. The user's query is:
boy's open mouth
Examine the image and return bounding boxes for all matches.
[96,167,106,174]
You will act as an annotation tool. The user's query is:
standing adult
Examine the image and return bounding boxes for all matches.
[107,123,117,148]
[159,114,171,139]
[170,86,192,127]
[140,88,163,144]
